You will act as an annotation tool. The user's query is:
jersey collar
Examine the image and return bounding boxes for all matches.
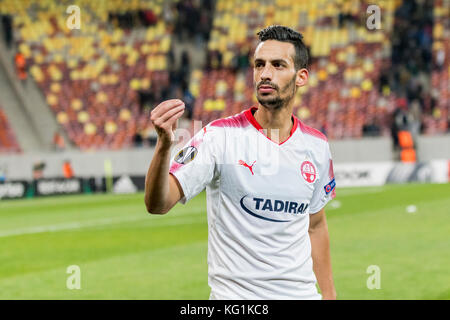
[244,106,299,145]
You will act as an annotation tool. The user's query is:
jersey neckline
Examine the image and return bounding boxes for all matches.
[244,106,299,146]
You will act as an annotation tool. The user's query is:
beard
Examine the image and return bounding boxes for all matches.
[255,75,296,110]
[257,94,284,110]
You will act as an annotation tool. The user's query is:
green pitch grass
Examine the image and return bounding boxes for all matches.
[0,183,449,299]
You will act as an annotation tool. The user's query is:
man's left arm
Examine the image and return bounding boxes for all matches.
[309,208,336,300]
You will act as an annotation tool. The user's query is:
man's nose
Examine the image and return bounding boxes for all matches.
[260,65,273,80]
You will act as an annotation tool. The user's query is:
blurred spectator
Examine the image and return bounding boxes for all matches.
[206,50,223,70]
[391,0,433,105]
[133,131,143,147]
[138,89,155,111]
[167,42,176,67]
[169,65,184,88]
[139,8,158,27]
[174,0,214,44]
[435,47,445,71]
[338,11,357,27]
[0,164,6,182]
[119,11,133,29]
[237,46,250,70]
[181,81,195,120]
[391,99,411,150]
[378,68,390,94]
[179,50,191,84]
[362,120,381,137]
[32,161,46,180]
[14,52,27,83]
[62,160,74,179]
[320,122,328,137]
[108,10,136,29]
[1,14,12,48]
[198,9,211,43]
[147,129,158,147]
[231,45,251,72]
[163,2,177,29]
[408,99,423,143]
[53,130,66,151]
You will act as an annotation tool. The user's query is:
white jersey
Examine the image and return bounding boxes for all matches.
[169,106,336,300]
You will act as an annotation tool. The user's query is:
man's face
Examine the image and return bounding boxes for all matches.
[253,40,298,110]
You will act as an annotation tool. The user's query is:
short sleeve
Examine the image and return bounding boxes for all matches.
[169,125,222,204]
[309,143,336,214]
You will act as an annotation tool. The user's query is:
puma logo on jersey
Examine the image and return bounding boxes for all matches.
[239,160,256,175]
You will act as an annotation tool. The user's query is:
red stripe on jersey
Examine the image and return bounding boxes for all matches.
[329,159,336,198]
[190,136,203,148]
[329,159,335,179]
[298,120,328,142]
[244,107,263,130]
[280,116,298,145]
[244,106,299,145]
[210,110,249,128]
[448,160,450,182]
[169,162,183,173]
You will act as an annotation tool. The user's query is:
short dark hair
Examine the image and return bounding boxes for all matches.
[257,25,309,70]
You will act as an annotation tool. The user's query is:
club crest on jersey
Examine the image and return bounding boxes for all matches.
[300,161,317,183]
[174,146,198,165]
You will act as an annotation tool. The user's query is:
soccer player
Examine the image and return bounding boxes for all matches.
[145,25,337,300]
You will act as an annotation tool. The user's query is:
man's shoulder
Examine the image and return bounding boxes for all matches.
[196,109,250,145]
[297,120,328,143]
[208,108,250,129]
[295,120,331,161]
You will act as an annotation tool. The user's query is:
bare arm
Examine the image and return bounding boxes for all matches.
[308,208,336,300]
[144,99,185,214]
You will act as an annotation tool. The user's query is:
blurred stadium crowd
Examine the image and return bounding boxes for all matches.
[0,0,448,153]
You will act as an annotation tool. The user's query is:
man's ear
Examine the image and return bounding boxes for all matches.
[295,68,309,87]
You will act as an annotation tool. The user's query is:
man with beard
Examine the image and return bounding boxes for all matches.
[145,25,337,300]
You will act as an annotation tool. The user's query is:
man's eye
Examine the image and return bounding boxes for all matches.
[255,63,263,68]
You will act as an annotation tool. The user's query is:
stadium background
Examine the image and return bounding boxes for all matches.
[0,0,448,299]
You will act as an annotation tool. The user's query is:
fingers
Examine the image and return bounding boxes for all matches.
[169,110,185,140]
[150,99,186,145]
[151,104,184,128]
[151,99,184,120]
[165,108,185,127]
[153,108,185,133]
